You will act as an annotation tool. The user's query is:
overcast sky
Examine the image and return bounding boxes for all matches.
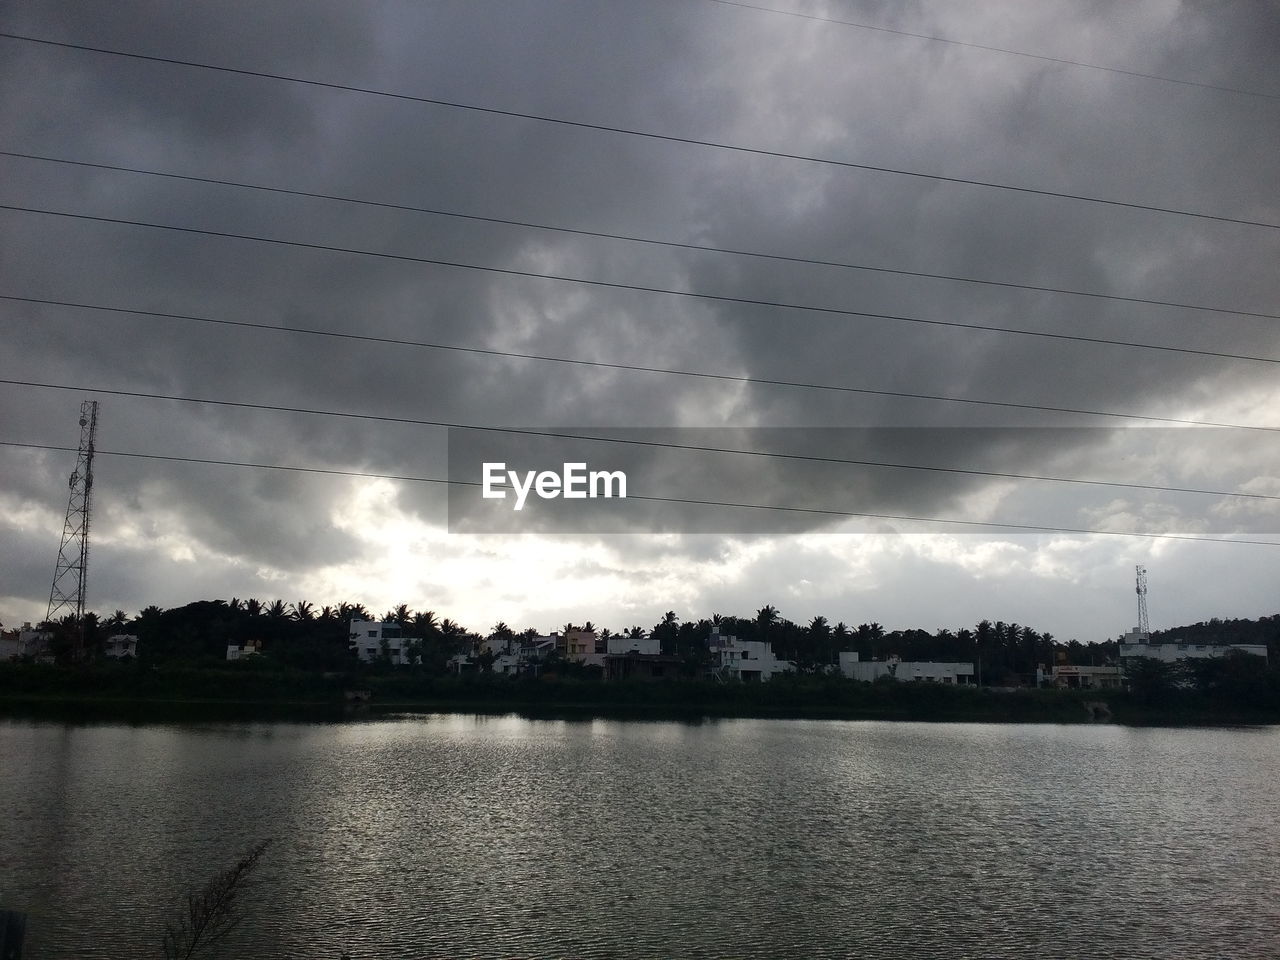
[2,0,1277,642]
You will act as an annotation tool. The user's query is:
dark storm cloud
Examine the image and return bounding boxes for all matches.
[1,0,1277,632]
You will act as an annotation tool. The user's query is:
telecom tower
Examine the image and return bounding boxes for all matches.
[46,400,99,656]
[1135,564,1149,636]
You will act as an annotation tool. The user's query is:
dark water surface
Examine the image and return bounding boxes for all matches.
[2,716,1278,959]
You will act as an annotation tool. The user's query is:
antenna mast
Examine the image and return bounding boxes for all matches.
[1135,564,1149,635]
[46,400,99,658]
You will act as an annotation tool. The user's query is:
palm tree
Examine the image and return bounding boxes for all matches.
[244,598,262,618]
[808,616,831,666]
[82,611,101,649]
[265,600,288,621]
[106,609,129,633]
[291,601,315,622]
[866,622,885,660]
[391,604,411,626]
[489,621,514,654]
[756,605,778,647]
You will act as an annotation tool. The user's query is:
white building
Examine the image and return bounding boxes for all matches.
[708,626,793,682]
[451,633,559,675]
[1036,663,1122,690]
[349,619,417,665]
[839,652,975,684]
[0,623,53,661]
[104,634,139,659]
[480,637,508,656]
[1117,627,1267,666]
[489,653,519,675]
[524,635,557,659]
[607,633,660,656]
[226,640,262,661]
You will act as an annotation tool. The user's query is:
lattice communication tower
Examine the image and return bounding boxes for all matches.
[46,400,99,654]
[1135,564,1149,635]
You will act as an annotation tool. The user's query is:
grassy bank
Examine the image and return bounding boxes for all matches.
[2,662,1276,725]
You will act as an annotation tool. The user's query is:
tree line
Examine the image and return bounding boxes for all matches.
[18,600,1278,685]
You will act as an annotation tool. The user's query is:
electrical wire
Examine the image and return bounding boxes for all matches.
[3,439,1276,547]
[705,0,1280,102]
[2,31,1276,229]
[4,150,1275,321]
[1,377,1276,501]
[4,204,1277,365]
[4,293,1278,433]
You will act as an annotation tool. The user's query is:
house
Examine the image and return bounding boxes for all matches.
[1036,663,1122,690]
[560,628,605,669]
[0,623,53,661]
[605,652,685,681]
[708,626,794,682]
[562,628,600,654]
[607,633,660,656]
[447,652,479,674]
[450,632,558,675]
[491,652,523,675]
[348,619,418,665]
[523,635,557,660]
[226,639,262,661]
[104,634,139,659]
[839,652,975,684]
[602,630,678,678]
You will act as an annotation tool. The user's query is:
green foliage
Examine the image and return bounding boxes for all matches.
[1123,657,1182,705]
[13,600,1278,724]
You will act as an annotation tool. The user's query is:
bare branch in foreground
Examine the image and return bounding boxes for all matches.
[161,839,274,960]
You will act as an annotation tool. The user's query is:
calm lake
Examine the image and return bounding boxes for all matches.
[2,715,1278,959]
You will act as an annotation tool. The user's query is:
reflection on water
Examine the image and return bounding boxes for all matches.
[2,717,1279,958]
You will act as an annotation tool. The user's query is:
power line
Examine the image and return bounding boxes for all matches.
[5,204,1278,366]
[2,31,1276,230]
[2,377,1276,502]
[705,0,1280,102]
[3,439,1276,547]
[5,149,1276,322]
[5,293,1278,434]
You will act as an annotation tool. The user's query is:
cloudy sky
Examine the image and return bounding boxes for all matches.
[1,0,1277,643]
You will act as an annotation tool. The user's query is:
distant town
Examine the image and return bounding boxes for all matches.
[3,569,1275,701]
[11,406,1274,721]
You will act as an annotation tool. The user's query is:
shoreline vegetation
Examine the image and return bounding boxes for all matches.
[2,664,1276,727]
[6,604,1278,726]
